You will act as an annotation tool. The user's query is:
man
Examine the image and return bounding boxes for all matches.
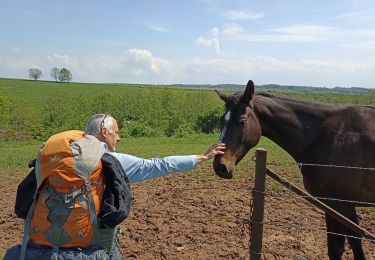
[86,113,226,258]
[85,113,226,182]
[5,113,225,260]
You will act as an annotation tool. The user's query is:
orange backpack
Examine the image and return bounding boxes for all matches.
[15,130,132,259]
[20,130,119,259]
[30,130,105,247]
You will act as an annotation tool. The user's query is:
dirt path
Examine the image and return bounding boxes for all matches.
[1,168,374,259]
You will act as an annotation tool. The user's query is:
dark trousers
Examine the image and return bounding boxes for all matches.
[4,240,121,260]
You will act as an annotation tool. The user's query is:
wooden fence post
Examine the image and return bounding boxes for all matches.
[250,148,267,260]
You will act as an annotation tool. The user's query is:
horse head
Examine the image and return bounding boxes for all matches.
[213,80,261,179]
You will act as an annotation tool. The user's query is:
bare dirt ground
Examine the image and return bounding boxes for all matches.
[1,165,374,259]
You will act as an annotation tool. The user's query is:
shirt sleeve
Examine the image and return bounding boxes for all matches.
[108,152,198,183]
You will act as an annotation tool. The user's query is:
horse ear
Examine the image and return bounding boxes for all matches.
[215,90,228,102]
[241,80,255,104]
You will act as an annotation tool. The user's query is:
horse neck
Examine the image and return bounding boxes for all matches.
[253,95,335,161]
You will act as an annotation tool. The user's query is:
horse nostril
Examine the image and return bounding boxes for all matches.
[219,164,227,174]
[216,164,233,179]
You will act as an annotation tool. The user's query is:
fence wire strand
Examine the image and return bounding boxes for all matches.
[122,159,375,257]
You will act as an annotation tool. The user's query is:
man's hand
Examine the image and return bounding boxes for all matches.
[196,142,226,163]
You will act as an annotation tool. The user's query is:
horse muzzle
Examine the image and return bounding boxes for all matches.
[213,155,235,179]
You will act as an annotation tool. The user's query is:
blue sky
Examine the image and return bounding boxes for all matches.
[1,0,375,88]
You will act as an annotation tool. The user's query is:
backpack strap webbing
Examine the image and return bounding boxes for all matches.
[19,190,37,260]
[71,134,105,227]
[85,179,98,226]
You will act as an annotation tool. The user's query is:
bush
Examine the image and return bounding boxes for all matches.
[121,121,162,138]
[172,123,195,138]
[195,108,223,134]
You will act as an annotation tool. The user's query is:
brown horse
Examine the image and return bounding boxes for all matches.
[213,80,375,260]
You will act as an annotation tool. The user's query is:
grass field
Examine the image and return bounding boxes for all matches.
[0,77,337,182]
[2,76,371,186]
[0,78,224,141]
[0,133,297,185]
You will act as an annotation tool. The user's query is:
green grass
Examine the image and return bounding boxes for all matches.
[0,78,220,115]
[0,140,42,177]
[0,134,297,183]
[0,78,224,141]
[0,134,220,176]
[2,76,370,184]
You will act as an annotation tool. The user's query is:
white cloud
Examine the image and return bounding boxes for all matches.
[43,49,169,82]
[195,36,220,53]
[220,23,336,42]
[126,49,168,75]
[1,50,374,88]
[219,22,375,46]
[225,10,264,21]
[0,49,169,82]
[333,9,375,22]
[10,47,20,53]
[272,25,335,36]
[222,23,245,36]
[47,54,80,68]
[45,54,124,82]
[300,59,369,72]
[148,25,171,33]
[210,27,220,37]
[340,41,375,50]
[177,56,375,87]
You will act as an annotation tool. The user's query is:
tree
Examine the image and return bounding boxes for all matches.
[50,67,60,82]
[28,68,43,80]
[58,68,72,83]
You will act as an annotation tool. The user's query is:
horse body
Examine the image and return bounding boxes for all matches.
[213,80,375,259]
[253,94,375,203]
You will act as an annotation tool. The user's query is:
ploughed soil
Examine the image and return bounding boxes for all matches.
[1,164,374,259]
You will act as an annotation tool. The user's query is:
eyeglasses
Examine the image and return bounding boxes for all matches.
[100,112,110,136]
[101,113,109,128]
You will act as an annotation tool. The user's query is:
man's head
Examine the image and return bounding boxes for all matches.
[85,113,120,151]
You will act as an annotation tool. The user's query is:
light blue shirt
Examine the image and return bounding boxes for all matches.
[109,152,198,183]
[101,143,198,183]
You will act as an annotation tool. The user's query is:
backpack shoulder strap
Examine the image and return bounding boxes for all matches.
[71,134,106,179]
[15,167,36,219]
[19,190,38,260]
[19,157,40,259]
[71,134,105,226]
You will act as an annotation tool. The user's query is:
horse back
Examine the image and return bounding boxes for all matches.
[301,105,375,203]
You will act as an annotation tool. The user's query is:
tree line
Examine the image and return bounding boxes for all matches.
[28,67,72,82]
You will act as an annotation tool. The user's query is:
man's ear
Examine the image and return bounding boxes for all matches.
[241,80,255,104]
[100,126,108,139]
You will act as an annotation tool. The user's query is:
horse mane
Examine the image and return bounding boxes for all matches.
[226,91,375,111]
[255,92,341,113]
[256,92,375,110]
[359,105,375,109]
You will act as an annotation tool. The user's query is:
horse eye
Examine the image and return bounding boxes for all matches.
[239,120,246,127]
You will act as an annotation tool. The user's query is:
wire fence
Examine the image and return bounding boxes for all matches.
[249,152,375,259]
[121,158,375,258]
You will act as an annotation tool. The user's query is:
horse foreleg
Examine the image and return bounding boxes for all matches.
[346,207,365,260]
[325,213,346,260]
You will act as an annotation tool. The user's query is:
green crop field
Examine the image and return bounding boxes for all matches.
[0,77,301,180]
[0,78,224,141]
[0,77,373,179]
[0,76,375,182]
